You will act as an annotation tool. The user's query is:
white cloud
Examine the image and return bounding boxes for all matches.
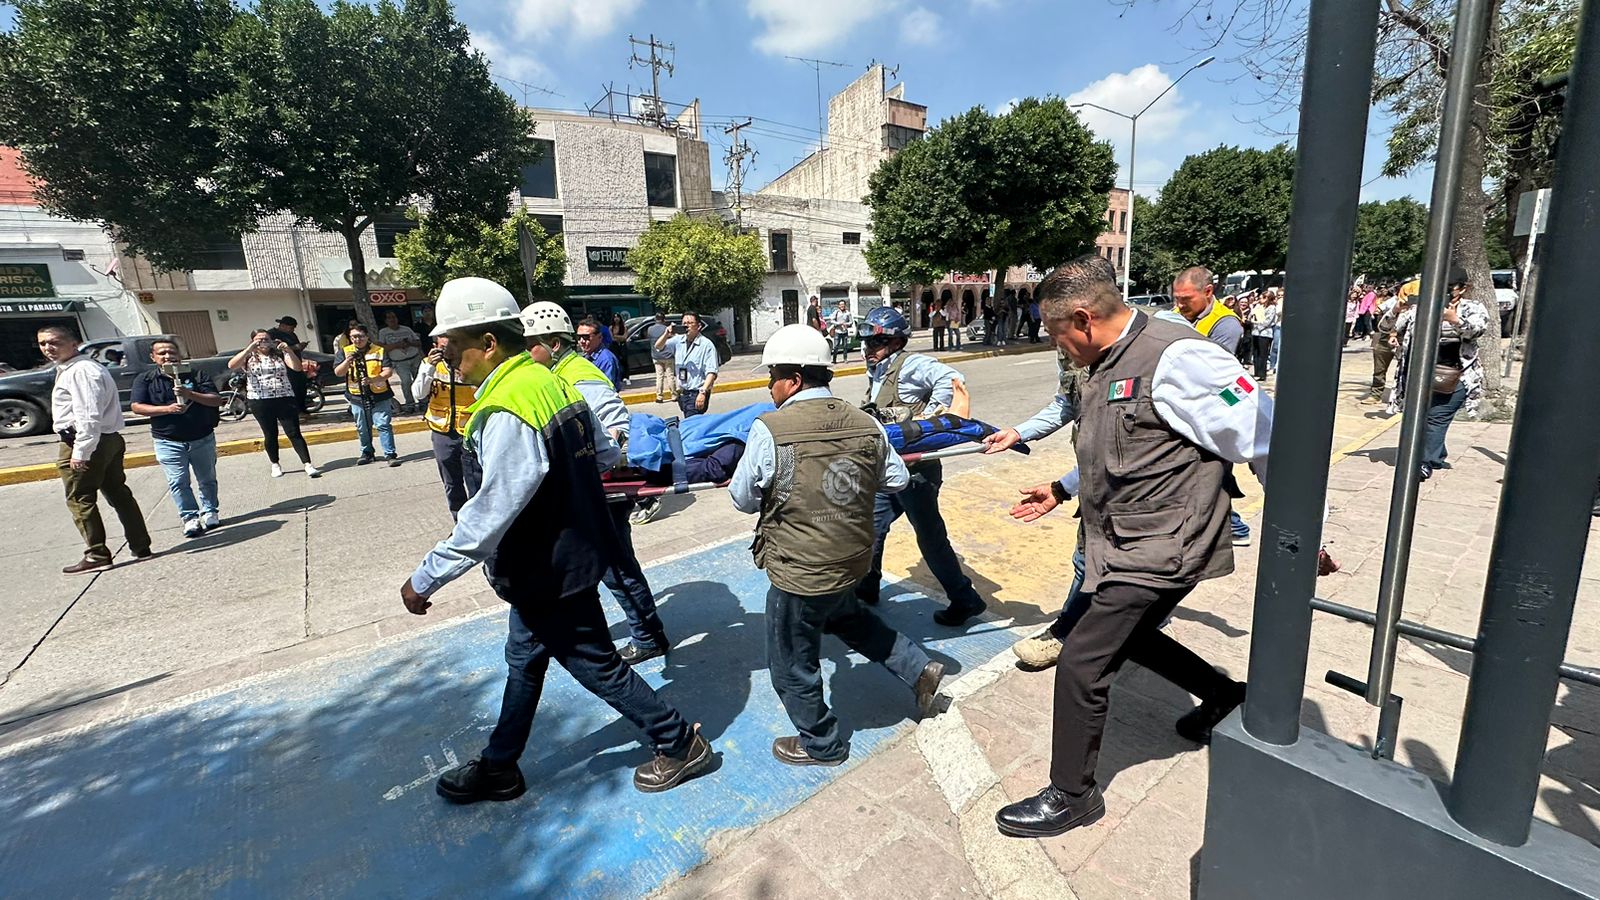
[747,0,896,56]
[1065,64,1197,194]
[900,7,942,45]
[470,29,550,84]
[511,0,642,42]
[994,97,1020,115]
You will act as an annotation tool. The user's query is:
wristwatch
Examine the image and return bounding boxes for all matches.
[1049,481,1071,504]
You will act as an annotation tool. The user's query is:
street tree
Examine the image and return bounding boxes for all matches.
[1143,144,1295,277]
[0,0,260,270]
[393,208,566,304]
[212,0,537,328]
[1127,194,1180,293]
[864,97,1117,285]
[1352,198,1430,283]
[628,215,766,316]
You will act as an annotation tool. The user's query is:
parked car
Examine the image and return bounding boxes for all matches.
[1129,294,1174,310]
[616,315,734,377]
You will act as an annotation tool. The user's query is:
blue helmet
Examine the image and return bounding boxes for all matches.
[858,306,910,338]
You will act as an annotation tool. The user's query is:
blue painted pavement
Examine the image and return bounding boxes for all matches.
[0,540,1016,898]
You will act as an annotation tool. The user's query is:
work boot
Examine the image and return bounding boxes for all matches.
[933,600,986,627]
[435,757,526,804]
[619,639,667,666]
[995,784,1105,838]
[914,660,945,718]
[634,725,714,793]
[1012,630,1063,669]
[1175,680,1247,745]
[771,736,846,768]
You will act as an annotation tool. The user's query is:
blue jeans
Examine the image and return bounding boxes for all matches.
[857,461,984,611]
[484,587,691,766]
[152,433,219,522]
[1230,510,1250,538]
[1048,542,1090,639]
[351,397,396,456]
[1423,384,1467,469]
[604,500,666,649]
[1268,326,1282,371]
[766,584,931,761]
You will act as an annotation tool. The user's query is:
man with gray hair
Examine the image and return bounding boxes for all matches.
[994,254,1272,839]
[1172,265,1253,548]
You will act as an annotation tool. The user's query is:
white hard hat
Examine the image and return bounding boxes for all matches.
[521,301,574,338]
[430,277,521,337]
[761,324,832,368]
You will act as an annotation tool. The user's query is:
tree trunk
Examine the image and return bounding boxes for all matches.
[344,219,377,331]
[1449,3,1505,410]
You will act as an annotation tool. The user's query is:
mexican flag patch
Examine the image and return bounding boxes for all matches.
[1219,375,1256,407]
[1107,377,1138,402]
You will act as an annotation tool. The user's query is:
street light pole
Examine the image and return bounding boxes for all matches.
[1073,56,1213,303]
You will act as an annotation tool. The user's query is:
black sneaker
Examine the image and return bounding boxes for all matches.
[933,600,986,627]
[357,454,375,466]
[1176,680,1247,745]
[435,757,526,804]
[634,725,714,793]
[386,455,400,468]
[619,641,667,666]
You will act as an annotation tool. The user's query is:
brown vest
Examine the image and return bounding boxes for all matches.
[865,352,927,424]
[754,397,885,596]
[1077,312,1234,593]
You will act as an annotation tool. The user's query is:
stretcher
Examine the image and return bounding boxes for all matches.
[603,406,1029,501]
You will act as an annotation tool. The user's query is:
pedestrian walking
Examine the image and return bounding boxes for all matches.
[1354,286,1378,340]
[130,339,225,538]
[1171,266,1252,548]
[647,312,677,403]
[730,325,946,766]
[1394,266,1488,481]
[805,295,825,333]
[335,324,399,466]
[827,299,853,363]
[524,301,670,665]
[654,312,720,418]
[994,256,1271,839]
[1359,288,1407,406]
[377,310,422,413]
[931,306,948,351]
[578,317,624,389]
[38,324,153,573]
[855,306,987,626]
[1028,293,1043,343]
[401,277,713,803]
[1249,294,1278,381]
[413,336,481,516]
[228,329,320,478]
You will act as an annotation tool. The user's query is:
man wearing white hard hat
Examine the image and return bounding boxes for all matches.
[522,300,670,666]
[402,277,714,803]
[728,324,945,767]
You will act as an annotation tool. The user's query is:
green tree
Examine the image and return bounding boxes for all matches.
[628,215,765,315]
[0,0,259,270]
[212,0,537,328]
[1352,198,1430,282]
[1127,193,1180,293]
[1144,144,1295,277]
[393,208,566,304]
[864,97,1117,284]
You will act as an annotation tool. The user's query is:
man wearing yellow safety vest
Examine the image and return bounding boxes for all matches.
[521,300,671,666]
[1171,266,1252,548]
[333,324,398,466]
[401,277,713,804]
[412,335,481,516]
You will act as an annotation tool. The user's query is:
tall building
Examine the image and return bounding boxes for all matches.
[760,65,927,204]
[1096,187,1132,284]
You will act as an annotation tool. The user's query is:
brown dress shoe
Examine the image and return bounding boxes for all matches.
[913,661,946,718]
[634,724,714,793]
[772,736,846,767]
[62,558,114,575]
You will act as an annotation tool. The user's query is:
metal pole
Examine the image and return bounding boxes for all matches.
[1123,116,1136,304]
[1448,0,1600,846]
[1365,0,1494,707]
[1502,189,1546,379]
[1240,0,1378,746]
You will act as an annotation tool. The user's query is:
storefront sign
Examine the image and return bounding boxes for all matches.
[586,246,632,272]
[0,298,80,314]
[1020,265,1045,283]
[369,290,408,306]
[0,264,56,299]
[946,271,990,285]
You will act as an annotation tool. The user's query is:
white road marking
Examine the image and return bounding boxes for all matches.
[1011,358,1050,366]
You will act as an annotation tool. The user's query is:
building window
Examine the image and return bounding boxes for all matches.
[842,232,861,245]
[533,214,564,236]
[882,124,923,151]
[1118,247,1126,268]
[644,152,677,208]
[1119,211,1127,234]
[769,230,792,272]
[373,214,417,258]
[520,139,558,199]
[192,234,247,270]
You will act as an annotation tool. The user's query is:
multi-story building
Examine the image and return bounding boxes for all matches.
[760,65,927,204]
[1096,187,1132,283]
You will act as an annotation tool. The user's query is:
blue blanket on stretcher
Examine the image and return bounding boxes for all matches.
[625,404,1020,473]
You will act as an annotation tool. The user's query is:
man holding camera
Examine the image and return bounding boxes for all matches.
[334,324,398,466]
[652,312,719,419]
[130,339,226,538]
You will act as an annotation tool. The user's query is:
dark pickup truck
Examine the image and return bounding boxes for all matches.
[0,335,338,439]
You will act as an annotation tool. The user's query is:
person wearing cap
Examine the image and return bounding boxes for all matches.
[267,315,309,412]
[729,324,946,767]
[522,300,671,666]
[402,277,714,803]
[853,305,987,627]
[652,312,719,418]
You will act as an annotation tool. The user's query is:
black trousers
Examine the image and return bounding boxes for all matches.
[1049,581,1232,793]
[430,430,482,516]
[1251,335,1273,379]
[249,397,311,464]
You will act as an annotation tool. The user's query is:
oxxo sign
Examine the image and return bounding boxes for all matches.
[368,290,408,306]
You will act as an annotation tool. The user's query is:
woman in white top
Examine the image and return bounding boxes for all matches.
[1248,295,1279,380]
[228,329,320,478]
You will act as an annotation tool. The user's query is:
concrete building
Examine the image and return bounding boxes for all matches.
[760,65,927,204]
[1096,187,1132,284]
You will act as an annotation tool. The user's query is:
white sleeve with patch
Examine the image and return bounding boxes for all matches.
[1150,339,1274,486]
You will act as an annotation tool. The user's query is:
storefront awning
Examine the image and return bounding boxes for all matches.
[0,298,84,315]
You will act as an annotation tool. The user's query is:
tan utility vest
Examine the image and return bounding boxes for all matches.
[1076,312,1234,593]
[864,352,927,424]
[754,397,884,596]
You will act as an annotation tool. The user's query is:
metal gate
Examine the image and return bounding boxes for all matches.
[157,310,217,358]
[1198,1,1600,896]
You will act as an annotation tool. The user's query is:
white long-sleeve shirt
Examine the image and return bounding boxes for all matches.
[729,387,910,513]
[52,355,124,462]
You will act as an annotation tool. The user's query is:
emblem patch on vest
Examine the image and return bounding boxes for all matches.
[1219,375,1256,407]
[1107,378,1139,402]
[822,458,864,506]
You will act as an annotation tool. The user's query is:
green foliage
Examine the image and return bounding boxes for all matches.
[394,208,566,304]
[864,97,1117,284]
[1127,194,1180,293]
[1144,144,1295,276]
[628,215,765,314]
[0,0,258,270]
[1352,198,1430,282]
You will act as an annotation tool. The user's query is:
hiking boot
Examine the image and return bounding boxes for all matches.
[634,725,714,793]
[435,757,526,804]
[1013,631,1063,669]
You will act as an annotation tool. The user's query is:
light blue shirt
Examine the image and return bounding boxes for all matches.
[665,334,720,391]
[564,360,630,436]
[729,387,910,514]
[864,351,962,408]
[409,361,620,596]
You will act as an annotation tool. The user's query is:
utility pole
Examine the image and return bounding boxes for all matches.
[723,119,756,229]
[629,33,675,129]
[784,56,849,152]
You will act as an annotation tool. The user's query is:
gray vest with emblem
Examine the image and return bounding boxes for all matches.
[865,352,927,424]
[755,397,885,596]
[1077,312,1234,593]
